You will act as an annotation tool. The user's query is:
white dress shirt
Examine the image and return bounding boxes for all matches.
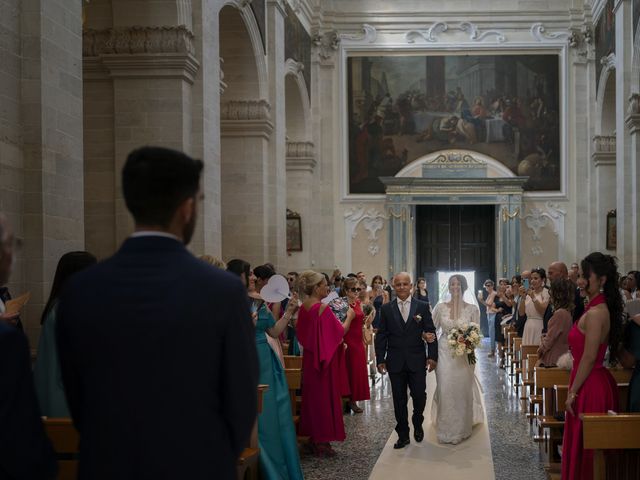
[397,297,411,322]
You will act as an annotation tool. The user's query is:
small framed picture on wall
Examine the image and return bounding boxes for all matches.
[286,209,302,252]
[606,210,616,250]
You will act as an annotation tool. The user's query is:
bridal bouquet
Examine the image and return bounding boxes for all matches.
[447,324,482,365]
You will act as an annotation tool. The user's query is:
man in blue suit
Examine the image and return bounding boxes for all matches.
[375,272,438,449]
[0,214,57,479]
[57,147,259,480]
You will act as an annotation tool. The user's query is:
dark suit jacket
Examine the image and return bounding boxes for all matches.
[375,298,437,374]
[0,322,57,480]
[56,236,259,480]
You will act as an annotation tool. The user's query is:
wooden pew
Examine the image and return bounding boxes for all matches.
[283,355,302,370]
[583,413,640,480]
[43,418,78,480]
[238,385,268,480]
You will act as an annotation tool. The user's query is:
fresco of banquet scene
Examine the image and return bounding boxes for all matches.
[347,55,560,194]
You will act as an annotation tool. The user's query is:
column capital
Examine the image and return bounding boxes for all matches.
[286,141,316,172]
[83,26,200,83]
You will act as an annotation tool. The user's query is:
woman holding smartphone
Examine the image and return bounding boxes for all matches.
[518,268,550,346]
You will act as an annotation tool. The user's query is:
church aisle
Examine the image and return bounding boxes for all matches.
[301,339,548,479]
[368,359,495,479]
[299,374,396,479]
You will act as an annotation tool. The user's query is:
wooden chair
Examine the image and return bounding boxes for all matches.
[43,418,79,480]
[583,413,640,480]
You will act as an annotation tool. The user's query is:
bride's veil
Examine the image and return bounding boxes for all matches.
[436,274,480,311]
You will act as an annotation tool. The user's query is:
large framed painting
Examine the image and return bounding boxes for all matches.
[347,53,561,194]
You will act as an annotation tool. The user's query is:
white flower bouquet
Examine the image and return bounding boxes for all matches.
[447,323,482,365]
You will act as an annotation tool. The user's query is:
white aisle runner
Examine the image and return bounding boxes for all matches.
[369,370,495,480]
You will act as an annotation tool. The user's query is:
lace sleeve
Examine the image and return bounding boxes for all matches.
[469,304,480,326]
[432,303,441,330]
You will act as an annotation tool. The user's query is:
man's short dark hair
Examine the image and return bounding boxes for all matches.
[122,146,203,227]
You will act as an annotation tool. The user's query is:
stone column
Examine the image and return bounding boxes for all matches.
[616,0,637,270]
[285,141,316,271]
[220,100,274,266]
[21,0,85,344]
[625,97,640,265]
[82,25,200,248]
[190,0,222,256]
[592,135,617,252]
[265,0,288,269]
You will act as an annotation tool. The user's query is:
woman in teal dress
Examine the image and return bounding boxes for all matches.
[227,260,303,480]
[34,251,97,417]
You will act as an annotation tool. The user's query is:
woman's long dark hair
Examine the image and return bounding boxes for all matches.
[581,252,623,364]
[253,264,275,281]
[41,251,97,324]
[226,258,251,288]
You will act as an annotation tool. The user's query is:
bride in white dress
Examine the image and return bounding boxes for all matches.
[430,274,485,444]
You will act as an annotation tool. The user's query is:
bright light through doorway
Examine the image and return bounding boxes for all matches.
[436,270,479,307]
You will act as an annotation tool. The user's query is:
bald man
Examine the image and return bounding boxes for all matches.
[375,272,437,448]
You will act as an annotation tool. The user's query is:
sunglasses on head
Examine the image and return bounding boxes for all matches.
[348,287,363,293]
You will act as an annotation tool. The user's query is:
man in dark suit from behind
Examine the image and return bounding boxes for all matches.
[56,147,258,480]
[375,272,438,449]
[0,214,57,480]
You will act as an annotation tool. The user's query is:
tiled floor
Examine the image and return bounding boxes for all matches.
[300,339,547,480]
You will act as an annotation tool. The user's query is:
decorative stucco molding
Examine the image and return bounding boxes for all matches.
[405,22,506,44]
[312,30,340,60]
[523,202,566,240]
[530,23,571,43]
[83,25,195,57]
[220,100,272,121]
[339,24,377,43]
[344,205,387,257]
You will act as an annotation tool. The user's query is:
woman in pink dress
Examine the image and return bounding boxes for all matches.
[561,252,623,480]
[296,270,354,457]
[342,277,371,413]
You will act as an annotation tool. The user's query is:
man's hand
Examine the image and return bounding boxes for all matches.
[377,363,387,374]
[422,332,436,343]
[0,312,19,326]
[427,359,437,372]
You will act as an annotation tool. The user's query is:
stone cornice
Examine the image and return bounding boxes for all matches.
[98,53,200,84]
[83,25,195,57]
[220,119,274,140]
[380,177,529,198]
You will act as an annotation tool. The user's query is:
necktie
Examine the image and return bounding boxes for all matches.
[400,300,408,322]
